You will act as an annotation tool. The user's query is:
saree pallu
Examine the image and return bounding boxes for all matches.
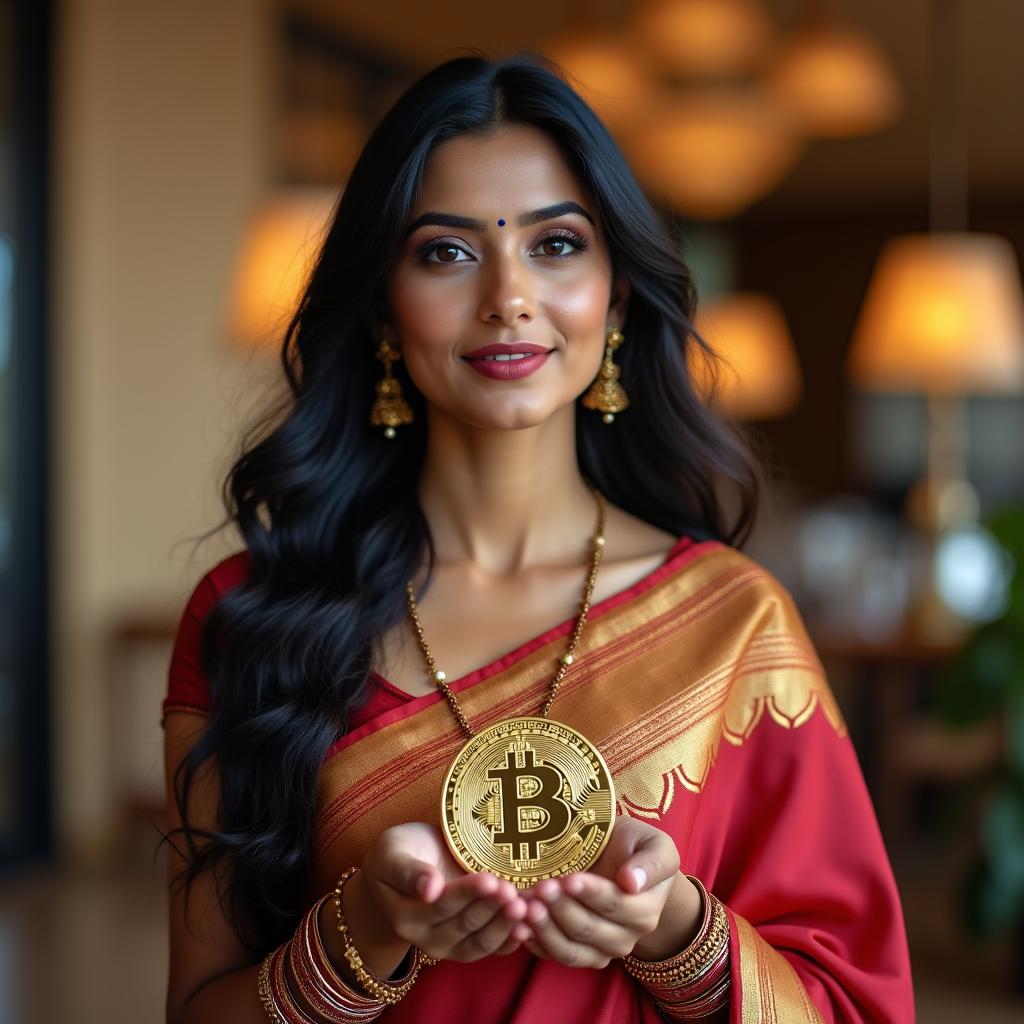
[163,536,914,1023]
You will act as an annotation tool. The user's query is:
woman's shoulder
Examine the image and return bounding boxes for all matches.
[198,547,252,598]
[179,548,252,618]
[162,549,252,722]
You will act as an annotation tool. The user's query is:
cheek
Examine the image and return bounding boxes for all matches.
[538,267,613,336]
[388,275,470,350]
[389,266,477,325]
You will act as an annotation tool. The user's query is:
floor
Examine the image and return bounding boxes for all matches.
[1,849,1022,1023]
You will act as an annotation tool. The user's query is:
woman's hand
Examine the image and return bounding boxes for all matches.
[346,821,529,973]
[516,816,700,969]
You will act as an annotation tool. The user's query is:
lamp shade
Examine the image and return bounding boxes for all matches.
[227,188,337,351]
[767,25,903,138]
[541,32,656,136]
[691,292,802,419]
[628,89,802,220]
[848,233,1024,394]
[629,0,776,78]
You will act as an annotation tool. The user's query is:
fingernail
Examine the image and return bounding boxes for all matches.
[631,867,647,891]
[505,898,527,920]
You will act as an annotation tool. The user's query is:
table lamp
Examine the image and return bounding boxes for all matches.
[846,232,1024,641]
[691,292,802,420]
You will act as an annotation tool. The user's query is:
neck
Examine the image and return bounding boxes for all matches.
[416,404,600,576]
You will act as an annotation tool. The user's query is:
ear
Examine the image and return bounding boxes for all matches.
[608,273,631,331]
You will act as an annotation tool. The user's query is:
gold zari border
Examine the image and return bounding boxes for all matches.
[735,913,824,1023]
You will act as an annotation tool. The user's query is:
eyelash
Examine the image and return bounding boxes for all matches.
[416,229,591,266]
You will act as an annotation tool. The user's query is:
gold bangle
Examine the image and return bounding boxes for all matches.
[258,948,285,1023]
[623,876,729,989]
[334,867,421,1005]
[296,893,386,1020]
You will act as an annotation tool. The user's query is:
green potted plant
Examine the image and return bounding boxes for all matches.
[937,506,1024,969]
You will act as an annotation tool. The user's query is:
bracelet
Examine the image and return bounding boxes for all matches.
[623,875,731,1020]
[270,941,324,1024]
[258,869,434,1023]
[334,866,423,1005]
[291,894,384,1021]
[623,875,729,989]
[258,949,284,1024]
[257,894,393,1023]
[305,892,377,1003]
[655,972,731,1020]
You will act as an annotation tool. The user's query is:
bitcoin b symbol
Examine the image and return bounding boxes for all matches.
[487,744,571,863]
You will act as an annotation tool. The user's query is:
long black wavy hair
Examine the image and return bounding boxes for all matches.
[163,51,763,956]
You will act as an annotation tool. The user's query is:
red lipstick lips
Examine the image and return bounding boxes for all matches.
[462,342,554,380]
[463,342,552,358]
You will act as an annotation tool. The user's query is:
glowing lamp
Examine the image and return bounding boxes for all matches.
[227,188,337,351]
[629,0,776,78]
[691,292,802,420]
[628,90,802,219]
[848,233,1024,395]
[767,25,903,138]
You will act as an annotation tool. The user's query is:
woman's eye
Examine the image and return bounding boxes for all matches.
[422,240,473,264]
[534,232,588,258]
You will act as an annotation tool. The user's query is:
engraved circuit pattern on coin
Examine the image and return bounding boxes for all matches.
[441,716,616,888]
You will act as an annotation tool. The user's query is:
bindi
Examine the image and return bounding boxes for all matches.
[497,218,506,226]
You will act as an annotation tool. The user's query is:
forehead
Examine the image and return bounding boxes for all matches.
[413,124,593,214]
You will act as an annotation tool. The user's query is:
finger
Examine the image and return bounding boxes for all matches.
[523,897,612,969]
[449,899,527,961]
[540,885,630,959]
[376,855,447,903]
[562,873,648,930]
[430,889,520,944]
[614,830,679,895]
[429,872,506,918]
[493,935,521,956]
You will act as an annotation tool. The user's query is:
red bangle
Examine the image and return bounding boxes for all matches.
[623,875,731,1019]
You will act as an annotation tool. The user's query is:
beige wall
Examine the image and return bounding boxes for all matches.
[53,0,277,861]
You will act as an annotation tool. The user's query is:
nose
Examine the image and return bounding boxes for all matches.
[477,249,536,326]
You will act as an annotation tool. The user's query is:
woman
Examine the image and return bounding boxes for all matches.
[161,54,914,1023]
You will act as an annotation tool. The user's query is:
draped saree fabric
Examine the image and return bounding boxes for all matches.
[163,536,914,1023]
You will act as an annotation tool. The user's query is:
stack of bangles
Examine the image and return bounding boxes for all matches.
[257,868,728,1023]
[257,866,437,1023]
[622,875,731,1020]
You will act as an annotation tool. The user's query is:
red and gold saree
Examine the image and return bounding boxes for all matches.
[163,535,914,1023]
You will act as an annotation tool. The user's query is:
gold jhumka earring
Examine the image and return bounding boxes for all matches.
[581,326,629,423]
[370,339,414,438]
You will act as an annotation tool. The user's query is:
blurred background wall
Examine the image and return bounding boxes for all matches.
[52,0,273,861]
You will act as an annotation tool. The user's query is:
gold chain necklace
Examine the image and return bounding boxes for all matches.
[405,484,617,888]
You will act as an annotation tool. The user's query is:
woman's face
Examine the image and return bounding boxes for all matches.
[382,123,629,432]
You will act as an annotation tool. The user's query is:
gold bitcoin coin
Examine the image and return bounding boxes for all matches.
[440,716,616,889]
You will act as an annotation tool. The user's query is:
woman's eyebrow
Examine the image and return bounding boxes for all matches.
[403,200,595,238]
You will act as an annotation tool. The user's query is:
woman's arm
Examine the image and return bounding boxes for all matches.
[164,712,270,1023]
